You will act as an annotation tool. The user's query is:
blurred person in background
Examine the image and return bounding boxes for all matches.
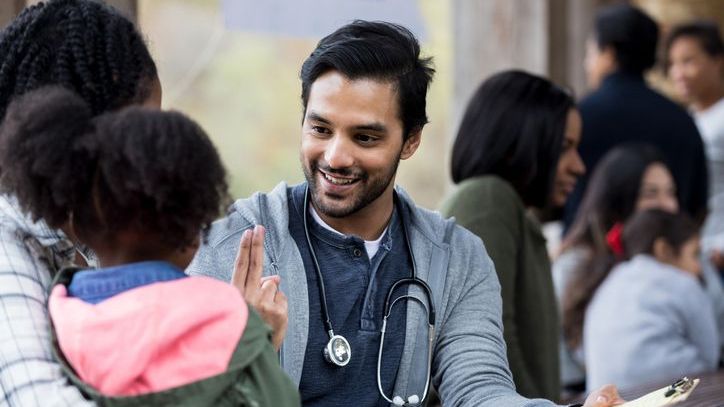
[666,22,724,260]
[666,21,724,363]
[584,210,720,391]
[555,143,677,395]
[441,70,585,401]
[563,4,708,232]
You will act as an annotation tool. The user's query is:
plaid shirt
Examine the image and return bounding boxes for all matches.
[0,195,96,406]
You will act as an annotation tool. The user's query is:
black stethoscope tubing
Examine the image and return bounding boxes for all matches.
[303,186,335,337]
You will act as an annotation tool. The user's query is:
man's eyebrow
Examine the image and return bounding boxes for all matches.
[307,111,388,133]
[306,112,331,124]
[354,123,387,133]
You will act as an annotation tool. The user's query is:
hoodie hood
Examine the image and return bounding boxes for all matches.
[49,274,247,396]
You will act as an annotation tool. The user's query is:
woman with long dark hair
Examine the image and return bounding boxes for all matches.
[441,70,585,400]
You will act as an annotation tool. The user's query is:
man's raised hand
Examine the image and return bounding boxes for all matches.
[232,225,288,351]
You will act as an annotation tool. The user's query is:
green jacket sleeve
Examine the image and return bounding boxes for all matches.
[459,211,542,397]
[441,178,541,397]
[227,308,301,406]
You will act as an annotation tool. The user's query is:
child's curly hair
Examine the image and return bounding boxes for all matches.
[0,86,229,250]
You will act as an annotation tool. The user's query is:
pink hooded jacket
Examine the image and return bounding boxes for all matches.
[49,276,247,396]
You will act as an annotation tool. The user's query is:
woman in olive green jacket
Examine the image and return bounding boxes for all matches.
[441,70,585,401]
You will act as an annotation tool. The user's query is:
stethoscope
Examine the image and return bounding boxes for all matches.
[303,186,436,406]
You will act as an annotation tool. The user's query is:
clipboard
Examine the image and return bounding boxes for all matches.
[621,377,700,407]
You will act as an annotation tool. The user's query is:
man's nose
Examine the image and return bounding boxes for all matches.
[324,135,354,169]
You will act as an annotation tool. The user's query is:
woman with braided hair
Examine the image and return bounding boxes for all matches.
[0,1,160,405]
[0,0,161,118]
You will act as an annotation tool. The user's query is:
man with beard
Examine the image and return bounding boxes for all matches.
[188,20,622,407]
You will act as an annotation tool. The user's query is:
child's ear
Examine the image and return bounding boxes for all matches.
[652,237,675,263]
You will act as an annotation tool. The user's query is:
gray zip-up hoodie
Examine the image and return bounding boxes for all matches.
[187,182,557,406]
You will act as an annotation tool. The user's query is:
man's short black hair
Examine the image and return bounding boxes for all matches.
[665,20,724,64]
[594,4,659,75]
[300,20,435,140]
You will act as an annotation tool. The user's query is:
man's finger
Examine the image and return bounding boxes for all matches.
[274,289,289,315]
[261,275,281,285]
[246,225,266,289]
[276,289,288,307]
[259,278,279,306]
[231,229,252,291]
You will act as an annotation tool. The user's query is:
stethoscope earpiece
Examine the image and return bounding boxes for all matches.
[392,395,421,406]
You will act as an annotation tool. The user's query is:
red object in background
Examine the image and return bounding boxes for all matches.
[606,222,624,258]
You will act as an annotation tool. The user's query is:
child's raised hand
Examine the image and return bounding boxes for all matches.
[232,225,289,351]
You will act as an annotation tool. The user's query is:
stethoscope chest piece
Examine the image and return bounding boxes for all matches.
[323,334,351,367]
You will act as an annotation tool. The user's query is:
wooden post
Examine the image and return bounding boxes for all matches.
[452,0,551,129]
[556,0,600,98]
[452,0,631,128]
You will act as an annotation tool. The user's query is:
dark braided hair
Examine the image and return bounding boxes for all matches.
[0,86,229,251]
[0,0,158,120]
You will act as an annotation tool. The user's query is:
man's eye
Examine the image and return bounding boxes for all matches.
[356,134,377,143]
[312,126,330,134]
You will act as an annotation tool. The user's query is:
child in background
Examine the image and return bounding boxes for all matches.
[0,87,299,406]
[584,209,719,391]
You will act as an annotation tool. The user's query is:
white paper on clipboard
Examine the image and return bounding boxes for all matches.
[621,377,700,407]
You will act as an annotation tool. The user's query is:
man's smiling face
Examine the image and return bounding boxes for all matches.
[300,70,418,218]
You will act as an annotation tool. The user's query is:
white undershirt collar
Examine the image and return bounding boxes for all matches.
[309,205,388,259]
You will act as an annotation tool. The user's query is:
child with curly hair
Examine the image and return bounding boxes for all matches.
[0,86,299,406]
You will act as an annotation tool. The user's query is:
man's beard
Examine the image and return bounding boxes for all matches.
[302,156,400,218]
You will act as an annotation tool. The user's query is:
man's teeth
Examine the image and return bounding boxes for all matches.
[323,173,356,185]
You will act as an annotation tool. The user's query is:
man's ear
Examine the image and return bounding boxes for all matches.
[652,237,674,263]
[600,45,618,72]
[401,127,422,160]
